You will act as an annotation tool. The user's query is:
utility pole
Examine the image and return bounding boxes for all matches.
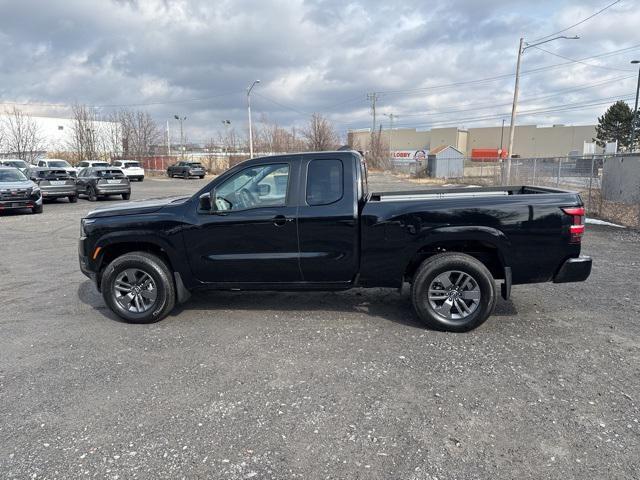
[166,120,171,156]
[366,92,379,152]
[506,37,524,184]
[630,60,640,152]
[506,35,579,184]
[247,80,260,158]
[499,118,505,157]
[383,113,397,150]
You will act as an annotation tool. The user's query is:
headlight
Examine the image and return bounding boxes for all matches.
[80,218,95,237]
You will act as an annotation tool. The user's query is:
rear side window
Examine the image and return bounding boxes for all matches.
[306,159,343,206]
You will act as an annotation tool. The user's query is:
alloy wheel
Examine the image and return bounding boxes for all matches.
[427,270,481,321]
[113,268,158,314]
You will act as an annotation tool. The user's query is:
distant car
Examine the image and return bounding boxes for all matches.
[0,166,43,214]
[167,161,205,179]
[1,159,29,174]
[34,159,78,177]
[26,167,77,203]
[76,167,131,202]
[112,160,145,182]
[77,160,111,169]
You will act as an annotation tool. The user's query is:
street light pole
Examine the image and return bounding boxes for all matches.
[174,115,186,157]
[506,35,579,183]
[499,118,505,157]
[221,119,231,154]
[630,60,640,152]
[247,80,260,158]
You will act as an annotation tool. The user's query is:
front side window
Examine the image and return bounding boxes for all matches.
[306,159,343,206]
[215,164,289,211]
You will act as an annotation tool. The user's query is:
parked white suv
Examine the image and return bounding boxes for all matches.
[112,160,145,182]
[34,158,78,177]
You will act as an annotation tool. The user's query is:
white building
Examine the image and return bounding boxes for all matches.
[0,114,120,154]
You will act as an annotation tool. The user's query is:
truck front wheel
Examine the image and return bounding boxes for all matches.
[101,252,176,324]
[411,253,497,332]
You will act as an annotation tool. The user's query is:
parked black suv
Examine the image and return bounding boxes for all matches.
[167,161,205,179]
[76,167,131,201]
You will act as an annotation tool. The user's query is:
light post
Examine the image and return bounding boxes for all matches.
[630,60,640,152]
[247,80,260,158]
[499,118,505,158]
[505,35,579,183]
[221,119,231,154]
[174,115,186,157]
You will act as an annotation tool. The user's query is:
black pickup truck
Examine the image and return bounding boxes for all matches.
[79,151,591,331]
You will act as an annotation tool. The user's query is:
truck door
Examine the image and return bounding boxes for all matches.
[297,154,359,283]
[184,160,302,284]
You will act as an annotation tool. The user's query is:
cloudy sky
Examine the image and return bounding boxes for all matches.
[0,0,639,143]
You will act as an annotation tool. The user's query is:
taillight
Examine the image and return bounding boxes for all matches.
[562,207,585,244]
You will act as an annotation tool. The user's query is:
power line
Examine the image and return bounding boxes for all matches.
[529,45,636,72]
[530,0,622,43]
[345,93,635,130]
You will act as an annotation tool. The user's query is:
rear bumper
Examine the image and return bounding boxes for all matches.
[553,256,592,283]
[42,188,76,198]
[95,186,131,195]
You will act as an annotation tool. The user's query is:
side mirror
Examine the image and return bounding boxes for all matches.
[257,184,271,196]
[198,191,212,212]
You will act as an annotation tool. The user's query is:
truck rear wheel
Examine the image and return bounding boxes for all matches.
[101,252,176,324]
[411,253,496,332]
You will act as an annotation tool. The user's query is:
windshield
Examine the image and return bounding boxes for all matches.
[3,160,27,168]
[48,160,71,168]
[0,169,28,182]
[124,162,141,168]
[92,162,109,167]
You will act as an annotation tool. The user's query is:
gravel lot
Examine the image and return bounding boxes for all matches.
[1,173,639,479]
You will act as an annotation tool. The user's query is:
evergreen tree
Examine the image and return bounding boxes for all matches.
[594,100,638,151]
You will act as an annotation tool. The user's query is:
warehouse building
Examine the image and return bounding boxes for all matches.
[348,124,600,158]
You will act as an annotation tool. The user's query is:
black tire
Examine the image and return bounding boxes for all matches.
[411,252,497,332]
[139,177,144,182]
[199,175,204,179]
[122,193,131,200]
[88,186,98,202]
[101,252,176,324]
[32,203,43,214]
[69,195,78,203]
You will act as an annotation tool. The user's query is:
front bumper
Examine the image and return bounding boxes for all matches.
[78,237,97,283]
[0,199,36,210]
[553,256,592,283]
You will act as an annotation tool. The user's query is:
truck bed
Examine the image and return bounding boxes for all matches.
[369,185,578,202]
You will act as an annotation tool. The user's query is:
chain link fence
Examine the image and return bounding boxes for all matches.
[402,154,640,228]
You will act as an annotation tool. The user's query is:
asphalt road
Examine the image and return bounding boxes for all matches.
[1,173,639,479]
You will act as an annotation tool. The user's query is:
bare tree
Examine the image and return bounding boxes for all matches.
[119,110,161,157]
[69,104,100,161]
[1,107,46,162]
[301,113,339,151]
[368,125,390,169]
[257,115,306,153]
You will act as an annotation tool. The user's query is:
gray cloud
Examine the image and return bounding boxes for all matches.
[0,0,638,143]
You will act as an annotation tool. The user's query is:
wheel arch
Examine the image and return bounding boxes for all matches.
[404,227,510,282]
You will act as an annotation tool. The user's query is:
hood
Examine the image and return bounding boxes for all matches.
[0,179,37,191]
[86,196,189,219]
